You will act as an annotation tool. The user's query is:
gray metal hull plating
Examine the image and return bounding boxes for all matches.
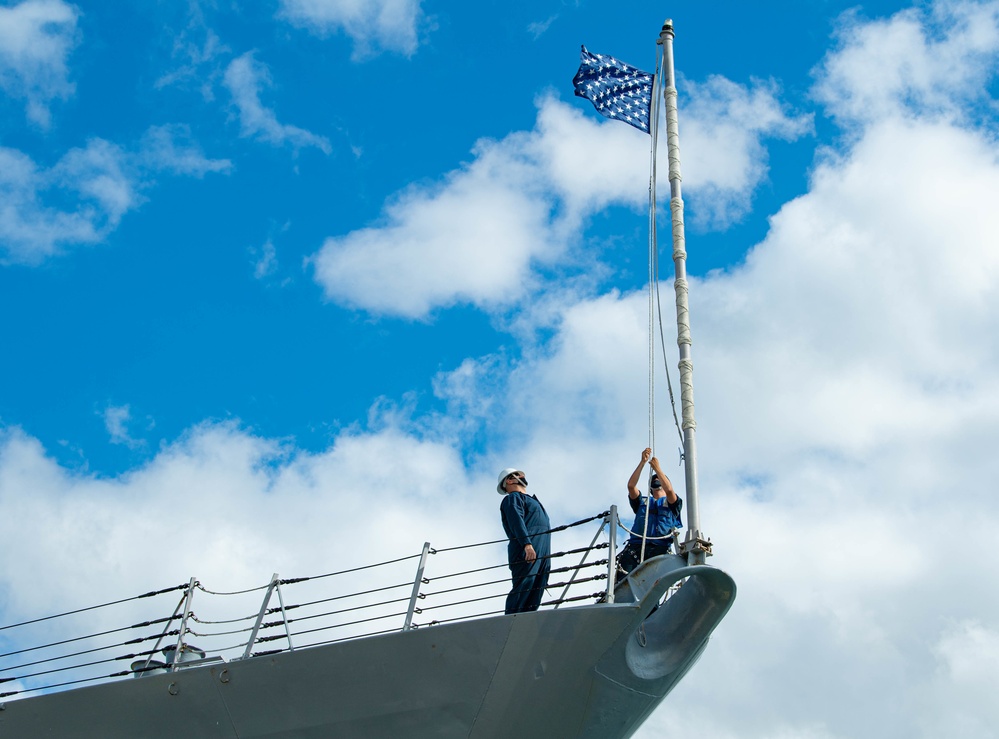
[0,558,735,738]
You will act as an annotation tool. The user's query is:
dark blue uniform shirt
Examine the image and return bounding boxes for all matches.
[500,492,551,558]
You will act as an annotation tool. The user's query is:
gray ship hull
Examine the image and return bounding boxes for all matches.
[0,557,735,738]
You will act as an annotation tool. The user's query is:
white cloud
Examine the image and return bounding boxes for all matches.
[102,404,143,449]
[539,82,810,226]
[0,421,504,650]
[52,138,138,221]
[924,621,999,734]
[432,354,509,427]
[0,0,78,128]
[534,97,651,217]
[252,238,279,280]
[311,85,805,319]
[680,75,813,227]
[688,116,999,480]
[222,52,332,154]
[1,128,231,264]
[527,15,557,40]
[814,0,999,126]
[935,622,999,684]
[139,124,233,177]
[154,2,229,100]
[310,129,559,318]
[0,138,136,263]
[277,0,423,59]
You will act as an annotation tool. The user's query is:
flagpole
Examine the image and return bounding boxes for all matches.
[658,19,711,566]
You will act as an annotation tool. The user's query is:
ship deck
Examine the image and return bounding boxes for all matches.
[0,509,735,738]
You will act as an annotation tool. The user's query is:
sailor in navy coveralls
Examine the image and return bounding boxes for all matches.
[497,468,551,615]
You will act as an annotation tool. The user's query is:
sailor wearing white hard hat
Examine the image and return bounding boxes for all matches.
[496,468,526,494]
[497,467,551,615]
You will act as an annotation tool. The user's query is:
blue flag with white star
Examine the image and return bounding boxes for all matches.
[572,46,654,134]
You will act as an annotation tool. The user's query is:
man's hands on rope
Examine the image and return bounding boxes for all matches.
[629,448,654,498]
[629,447,677,503]
[649,454,665,479]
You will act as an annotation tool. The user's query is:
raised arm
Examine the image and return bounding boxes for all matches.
[627,448,652,499]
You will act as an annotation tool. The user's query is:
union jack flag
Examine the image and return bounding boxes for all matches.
[572,46,654,134]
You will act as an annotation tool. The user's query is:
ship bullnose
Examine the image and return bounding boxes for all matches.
[580,561,737,738]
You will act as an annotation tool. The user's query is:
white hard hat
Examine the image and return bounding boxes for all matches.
[496,468,524,495]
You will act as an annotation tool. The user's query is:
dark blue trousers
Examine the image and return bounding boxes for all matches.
[505,555,551,614]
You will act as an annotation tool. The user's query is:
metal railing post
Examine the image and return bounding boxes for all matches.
[606,506,618,603]
[242,574,279,659]
[554,519,607,609]
[403,542,431,631]
[170,577,197,672]
[137,589,190,672]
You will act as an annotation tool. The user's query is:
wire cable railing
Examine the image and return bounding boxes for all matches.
[0,584,190,633]
[0,507,637,700]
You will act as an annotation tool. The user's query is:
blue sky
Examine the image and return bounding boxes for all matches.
[3,0,999,736]
[0,0,898,476]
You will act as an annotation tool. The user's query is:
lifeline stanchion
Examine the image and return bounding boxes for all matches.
[606,505,618,603]
[169,577,197,673]
[403,542,432,632]
[243,574,283,660]
[554,516,608,609]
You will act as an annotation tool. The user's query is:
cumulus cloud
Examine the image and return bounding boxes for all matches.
[690,117,999,477]
[680,76,813,227]
[534,97,651,216]
[223,52,332,154]
[0,0,78,128]
[926,621,999,734]
[814,0,999,126]
[311,83,805,319]
[311,130,559,318]
[0,128,231,264]
[277,0,423,59]
[0,419,524,680]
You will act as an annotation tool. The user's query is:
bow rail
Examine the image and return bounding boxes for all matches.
[1,507,654,700]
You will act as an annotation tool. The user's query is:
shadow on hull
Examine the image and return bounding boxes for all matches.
[0,557,735,738]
